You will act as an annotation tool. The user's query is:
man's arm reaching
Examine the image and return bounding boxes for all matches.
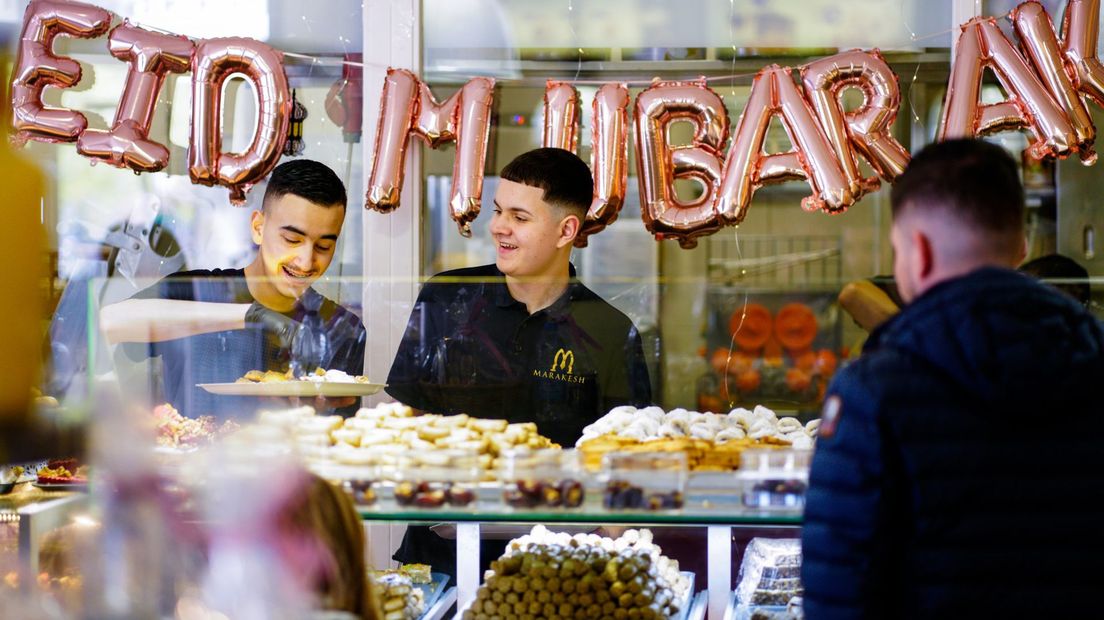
[100,298,249,344]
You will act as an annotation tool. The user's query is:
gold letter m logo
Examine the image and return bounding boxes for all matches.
[551,348,575,374]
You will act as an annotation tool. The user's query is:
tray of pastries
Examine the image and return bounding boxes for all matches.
[200,368,385,397]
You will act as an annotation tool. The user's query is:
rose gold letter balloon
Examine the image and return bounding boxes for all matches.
[189,38,291,205]
[542,81,581,152]
[576,83,630,247]
[365,69,495,237]
[76,23,194,172]
[634,79,730,249]
[9,0,111,146]
[938,16,1076,160]
[1062,0,1104,109]
[801,49,910,194]
[1013,1,1096,162]
[717,65,852,225]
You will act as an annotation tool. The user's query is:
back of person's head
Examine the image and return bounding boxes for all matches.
[891,139,1025,261]
[264,159,347,210]
[1020,253,1092,305]
[500,147,593,219]
[280,473,381,619]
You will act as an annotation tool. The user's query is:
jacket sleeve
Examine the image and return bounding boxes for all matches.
[801,359,895,619]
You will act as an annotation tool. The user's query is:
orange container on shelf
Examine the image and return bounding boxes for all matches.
[774,303,818,352]
[730,303,772,351]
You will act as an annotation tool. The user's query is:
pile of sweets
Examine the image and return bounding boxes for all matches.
[463,526,690,620]
[370,569,427,620]
[152,403,239,449]
[255,402,558,477]
[576,405,818,471]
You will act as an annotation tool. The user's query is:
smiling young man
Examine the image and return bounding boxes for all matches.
[102,159,365,419]
[386,147,652,444]
[386,147,652,586]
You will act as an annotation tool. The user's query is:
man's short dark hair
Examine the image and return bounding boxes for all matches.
[891,138,1024,237]
[500,147,593,218]
[263,159,347,210]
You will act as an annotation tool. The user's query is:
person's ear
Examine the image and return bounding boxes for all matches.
[914,229,934,281]
[250,210,265,246]
[556,213,581,249]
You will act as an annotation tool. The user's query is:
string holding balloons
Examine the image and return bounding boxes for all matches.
[9,0,291,205]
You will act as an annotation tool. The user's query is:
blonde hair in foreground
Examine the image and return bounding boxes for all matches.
[284,473,382,620]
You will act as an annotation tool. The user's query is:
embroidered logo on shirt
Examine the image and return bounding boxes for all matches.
[533,348,586,384]
[551,348,575,374]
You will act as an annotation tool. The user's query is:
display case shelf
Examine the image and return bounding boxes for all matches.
[356,504,802,526]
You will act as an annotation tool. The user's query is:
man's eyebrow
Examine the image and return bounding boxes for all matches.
[280,225,338,242]
[492,200,532,214]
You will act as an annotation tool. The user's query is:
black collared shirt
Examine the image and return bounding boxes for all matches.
[385,263,652,446]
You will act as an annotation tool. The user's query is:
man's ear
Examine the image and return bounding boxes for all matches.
[556,213,581,249]
[250,210,265,246]
[914,228,935,281]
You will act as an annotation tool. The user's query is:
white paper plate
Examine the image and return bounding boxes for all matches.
[198,382,385,397]
[32,481,88,492]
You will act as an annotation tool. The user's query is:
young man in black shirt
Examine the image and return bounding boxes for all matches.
[386,147,651,443]
[387,147,652,581]
[101,160,365,419]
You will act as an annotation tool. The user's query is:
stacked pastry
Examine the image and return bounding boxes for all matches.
[463,526,690,620]
[257,403,558,478]
[736,538,804,609]
[577,405,818,472]
[371,571,426,620]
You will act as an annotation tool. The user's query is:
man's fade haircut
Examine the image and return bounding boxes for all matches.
[891,138,1024,242]
[500,147,593,219]
[262,159,347,211]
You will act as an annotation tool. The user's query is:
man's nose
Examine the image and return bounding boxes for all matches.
[291,245,315,269]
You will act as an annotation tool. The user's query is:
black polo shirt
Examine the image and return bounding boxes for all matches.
[385,263,652,446]
[123,268,366,420]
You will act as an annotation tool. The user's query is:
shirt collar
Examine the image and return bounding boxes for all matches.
[493,263,580,317]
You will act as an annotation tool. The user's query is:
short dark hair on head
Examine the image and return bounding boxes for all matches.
[263,159,347,210]
[500,147,593,218]
[891,138,1024,237]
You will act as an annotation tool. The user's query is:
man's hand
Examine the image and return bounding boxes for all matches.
[245,301,300,349]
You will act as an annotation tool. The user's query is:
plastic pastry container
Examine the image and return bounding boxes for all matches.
[737,448,811,509]
[602,451,688,510]
[498,448,585,509]
[391,450,481,508]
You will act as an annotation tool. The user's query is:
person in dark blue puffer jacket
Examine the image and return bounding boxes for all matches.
[802,138,1104,619]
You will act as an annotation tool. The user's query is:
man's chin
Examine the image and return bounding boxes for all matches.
[276,280,311,301]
